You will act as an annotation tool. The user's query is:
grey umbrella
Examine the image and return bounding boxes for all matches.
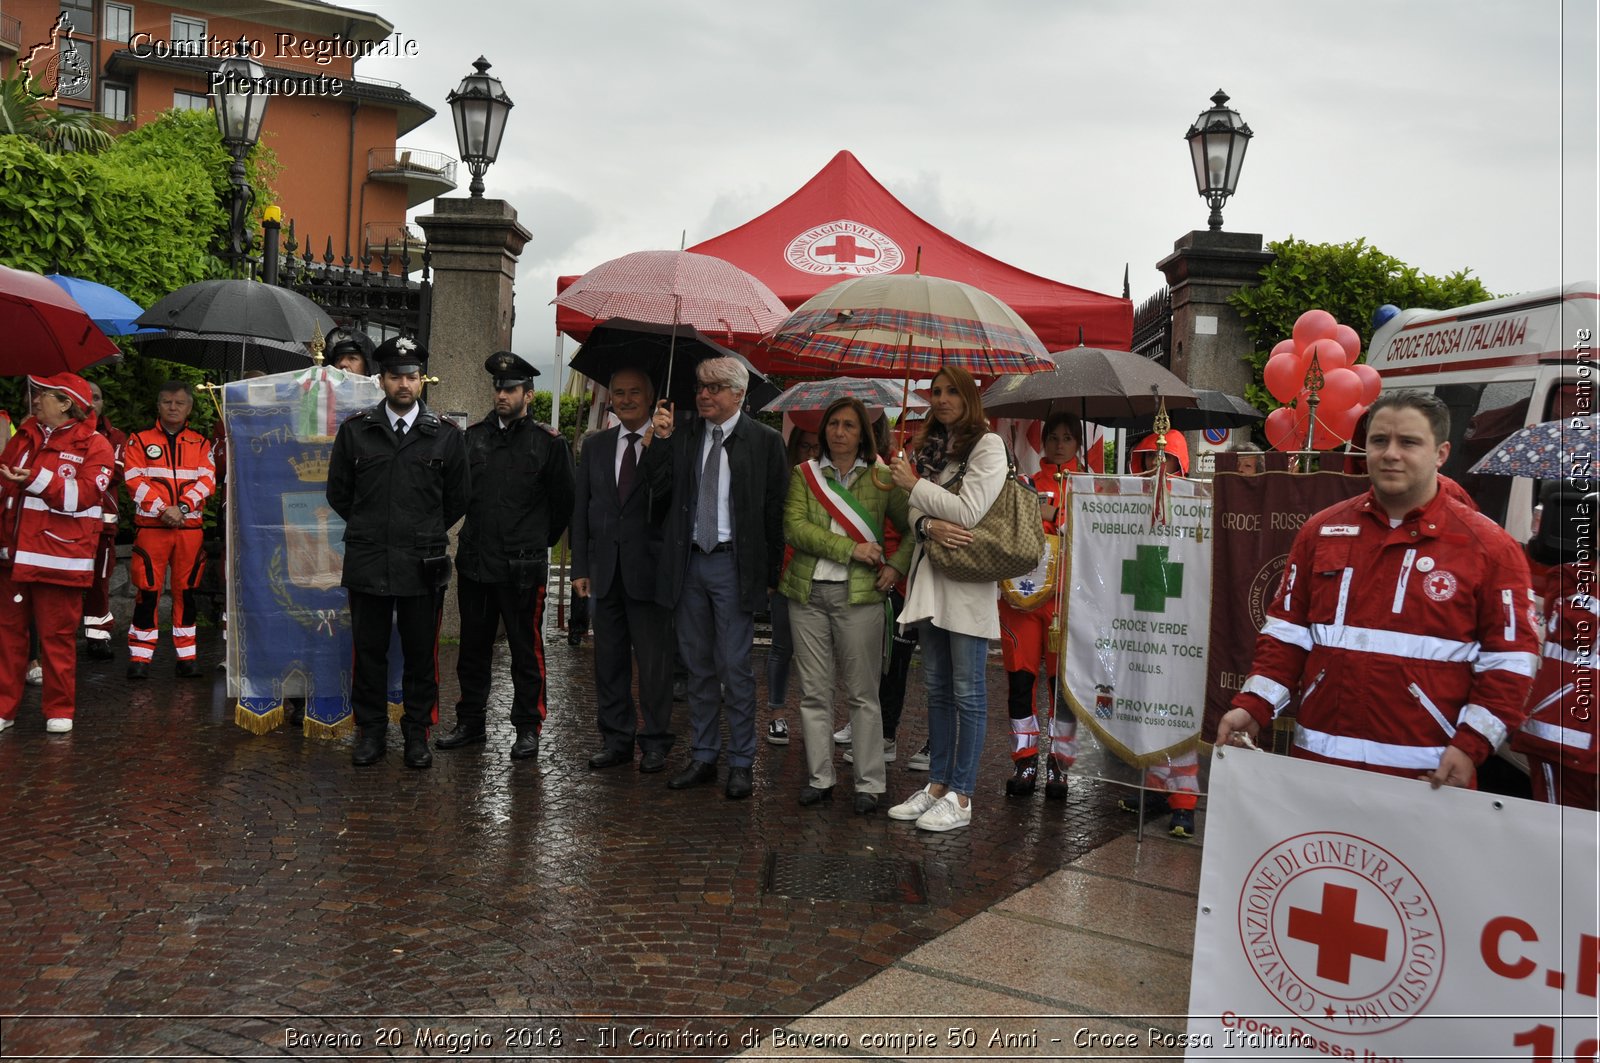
[1099,390,1265,432]
[981,345,1198,422]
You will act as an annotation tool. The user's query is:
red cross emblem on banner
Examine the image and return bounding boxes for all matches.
[1287,882,1389,983]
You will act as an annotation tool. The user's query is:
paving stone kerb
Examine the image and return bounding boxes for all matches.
[0,619,1152,1059]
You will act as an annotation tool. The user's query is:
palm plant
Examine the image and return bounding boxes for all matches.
[0,75,116,153]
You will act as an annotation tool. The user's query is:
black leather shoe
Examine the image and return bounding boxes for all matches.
[85,639,113,661]
[403,734,432,769]
[510,728,540,760]
[175,660,200,679]
[284,698,305,727]
[567,628,583,647]
[435,721,487,750]
[667,760,717,790]
[638,749,668,774]
[588,748,632,770]
[725,765,754,800]
[798,785,834,807]
[126,662,148,680]
[352,730,385,766]
[853,793,880,815]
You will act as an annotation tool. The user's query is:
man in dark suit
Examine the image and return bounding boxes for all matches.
[326,337,469,770]
[641,356,789,799]
[572,367,676,773]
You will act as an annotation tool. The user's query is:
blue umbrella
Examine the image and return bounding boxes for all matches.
[45,274,150,336]
[1468,419,1598,480]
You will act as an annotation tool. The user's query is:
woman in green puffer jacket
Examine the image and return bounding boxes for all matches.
[780,396,913,816]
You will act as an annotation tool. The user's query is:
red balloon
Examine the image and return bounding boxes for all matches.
[1326,401,1366,442]
[1333,323,1362,364]
[1264,406,1299,452]
[1352,363,1382,405]
[1270,338,1297,359]
[1264,352,1305,404]
[1293,309,1339,352]
[1310,417,1343,452]
[1318,366,1362,411]
[1306,337,1349,373]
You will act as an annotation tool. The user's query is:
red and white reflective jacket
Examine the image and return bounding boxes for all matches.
[95,416,126,530]
[0,415,117,587]
[123,424,215,529]
[1512,563,1599,774]
[1231,486,1539,778]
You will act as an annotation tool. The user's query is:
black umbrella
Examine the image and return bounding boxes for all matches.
[981,345,1198,421]
[126,329,314,375]
[1099,390,1265,432]
[135,279,335,376]
[570,318,779,412]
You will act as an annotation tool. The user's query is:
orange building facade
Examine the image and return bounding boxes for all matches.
[0,0,455,259]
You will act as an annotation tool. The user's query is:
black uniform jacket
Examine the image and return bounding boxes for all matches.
[456,411,576,585]
[570,423,668,602]
[326,401,469,597]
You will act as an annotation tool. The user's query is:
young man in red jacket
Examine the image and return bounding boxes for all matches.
[122,381,216,679]
[1217,391,1538,788]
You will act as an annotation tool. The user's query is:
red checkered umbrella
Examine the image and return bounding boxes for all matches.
[0,263,121,374]
[552,249,790,337]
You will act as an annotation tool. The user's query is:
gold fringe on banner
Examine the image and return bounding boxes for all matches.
[304,715,355,740]
[387,701,404,723]
[234,702,285,735]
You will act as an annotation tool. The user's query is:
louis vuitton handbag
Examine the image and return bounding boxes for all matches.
[924,446,1046,583]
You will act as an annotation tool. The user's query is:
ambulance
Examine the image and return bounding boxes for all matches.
[1365,280,1596,542]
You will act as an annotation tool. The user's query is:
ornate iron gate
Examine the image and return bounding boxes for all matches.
[262,219,431,345]
[1131,286,1172,367]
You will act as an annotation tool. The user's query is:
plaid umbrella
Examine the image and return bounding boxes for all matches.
[981,344,1197,421]
[0,263,121,373]
[760,376,928,414]
[1469,419,1599,480]
[763,273,1054,379]
[552,250,790,338]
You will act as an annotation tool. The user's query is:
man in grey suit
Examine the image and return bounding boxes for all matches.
[641,356,788,799]
[571,368,676,773]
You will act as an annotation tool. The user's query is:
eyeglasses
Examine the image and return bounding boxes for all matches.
[695,381,732,395]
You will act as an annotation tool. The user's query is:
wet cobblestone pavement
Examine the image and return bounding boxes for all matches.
[0,616,1137,1060]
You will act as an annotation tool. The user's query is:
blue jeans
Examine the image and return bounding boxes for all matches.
[766,591,792,708]
[917,621,989,797]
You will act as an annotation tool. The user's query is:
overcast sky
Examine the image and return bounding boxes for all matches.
[353,0,1598,379]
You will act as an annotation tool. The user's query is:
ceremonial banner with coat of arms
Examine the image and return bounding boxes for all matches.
[224,367,399,735]
[1060,475,1212,767]
[1189,749,1599,1060]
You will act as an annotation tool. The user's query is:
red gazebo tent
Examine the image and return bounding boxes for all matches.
[556,150,1132,371]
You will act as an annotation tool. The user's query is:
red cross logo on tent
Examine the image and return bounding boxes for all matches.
[814,235,878,265]
[1287,882,1389,982]
[785,220,904,276]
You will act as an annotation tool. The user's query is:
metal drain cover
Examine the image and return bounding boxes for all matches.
[762,852,927,904]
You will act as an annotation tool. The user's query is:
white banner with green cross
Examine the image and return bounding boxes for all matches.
[1060,475,1212,767]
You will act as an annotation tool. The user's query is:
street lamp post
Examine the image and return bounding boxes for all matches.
[1185,89,1253,232]
[212,55,269,277]
[446,57,513,198]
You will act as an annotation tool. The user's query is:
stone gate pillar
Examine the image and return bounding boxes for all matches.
[415,197,532,637]
[1155,230,1275,398]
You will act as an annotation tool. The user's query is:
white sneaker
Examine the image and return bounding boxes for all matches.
[887,785,939,821]
[0,717,14,731]
[843,739,897,764]
[907,743,931,771]
[883,738,897,762]
[915,791,972,832]
[833,722,852,744]
[45,718,73,734]
[25,664,43,686]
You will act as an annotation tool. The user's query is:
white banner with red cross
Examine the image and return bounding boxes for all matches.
[1059,474,1212,767]
[1187,748,1600,1060]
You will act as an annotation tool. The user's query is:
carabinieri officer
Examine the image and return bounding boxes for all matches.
[436,351,575,761]
[326,337,469,769]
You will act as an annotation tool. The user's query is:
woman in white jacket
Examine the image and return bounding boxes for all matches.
[886,366,1006,832]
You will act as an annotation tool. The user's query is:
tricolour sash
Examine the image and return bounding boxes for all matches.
[800,459,880,544]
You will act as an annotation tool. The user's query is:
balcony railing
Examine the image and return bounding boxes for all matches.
[367,147,458,208]
[1,13,23,54]
[363,223,425,254]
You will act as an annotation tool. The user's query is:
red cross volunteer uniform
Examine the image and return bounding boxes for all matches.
[122,420,215,673]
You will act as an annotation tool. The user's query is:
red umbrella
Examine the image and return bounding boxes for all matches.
[0,263,121,373]
[552,249,790,338]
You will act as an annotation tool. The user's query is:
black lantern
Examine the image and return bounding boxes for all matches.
[446,57,513,198]
[1185,89,1253,232]
[212,55,269,276]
